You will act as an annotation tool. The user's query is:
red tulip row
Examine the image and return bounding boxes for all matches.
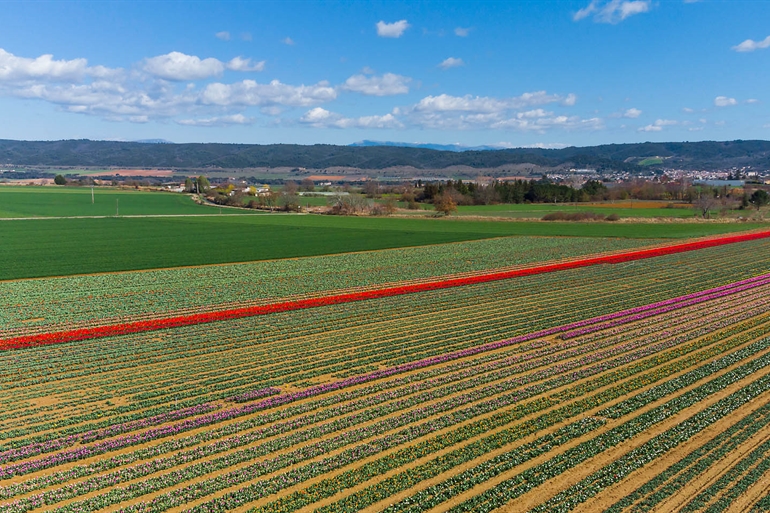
[2,229,769,352]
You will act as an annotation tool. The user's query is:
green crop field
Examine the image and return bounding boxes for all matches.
[0,186,227,217]
[0,212,765,279]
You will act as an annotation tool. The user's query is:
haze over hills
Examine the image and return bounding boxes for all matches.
[1,139,770,172]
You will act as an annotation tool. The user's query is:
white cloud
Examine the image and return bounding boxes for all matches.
[638,118,677,132]
[517,109,552,119]
[282,37,295,45]
[623,107,642,118]
[177,113,253,127]
[225,57,265,72]
[0,48,91,82]
[376,20,410,38]
[0,48,343,125]
[573,0,651,24]
[732,35,770,52]
[413,91,572,114]
[143,52,266,80]
[746,98,760,104]
[144,52,225,81]
[714,96,737,107]
[404,91,596,132]
[342,73,411,96]
[682,107,694,113]
[454,27,471,37]
[215,31,231,41]
[200,79,337,107]
[439,57,465,69]
[300,107,402,129]
[240,32,252,41]
[562,93,577,106]
[492,115,603,132]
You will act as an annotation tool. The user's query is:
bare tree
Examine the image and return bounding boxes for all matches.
[362,180,380,198]
[300,178,315,192]
[695,195,719,219]
[283,180,298,195]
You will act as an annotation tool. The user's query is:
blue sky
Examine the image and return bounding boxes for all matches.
[1,0,768,147]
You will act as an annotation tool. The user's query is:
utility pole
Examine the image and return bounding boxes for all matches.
[116,198,119,217]
[91,186,94,204]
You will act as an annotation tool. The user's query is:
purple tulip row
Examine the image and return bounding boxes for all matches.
[555,271,770,332]
[0,404,217,466]
[561,276,770,339]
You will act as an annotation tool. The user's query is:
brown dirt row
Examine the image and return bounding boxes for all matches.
[572,402,770,513]
[726,468,770,513]
[459,367,770,513]
[656,426,770,513]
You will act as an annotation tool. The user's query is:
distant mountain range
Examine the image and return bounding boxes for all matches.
[132,139,174,144]
[1,138,769,172]
[348,140,512,152]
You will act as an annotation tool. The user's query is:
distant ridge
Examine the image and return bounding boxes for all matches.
[349,140,507,152]
[133,139,174,144]
[0,138,769,171]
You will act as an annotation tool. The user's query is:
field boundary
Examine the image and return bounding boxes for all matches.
[2,229,770,352]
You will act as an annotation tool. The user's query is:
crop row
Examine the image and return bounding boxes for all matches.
[447,358,770,513]
[604,398,770,513]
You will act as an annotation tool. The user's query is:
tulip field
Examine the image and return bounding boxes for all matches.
[2,230,770,512]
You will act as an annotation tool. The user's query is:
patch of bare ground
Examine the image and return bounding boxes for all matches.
[570,396,770,513]
[726,469,770,513]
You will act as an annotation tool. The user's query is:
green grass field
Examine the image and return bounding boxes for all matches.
[0,186,225,217]
[638,157,664,166]
[0,213,765,279]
